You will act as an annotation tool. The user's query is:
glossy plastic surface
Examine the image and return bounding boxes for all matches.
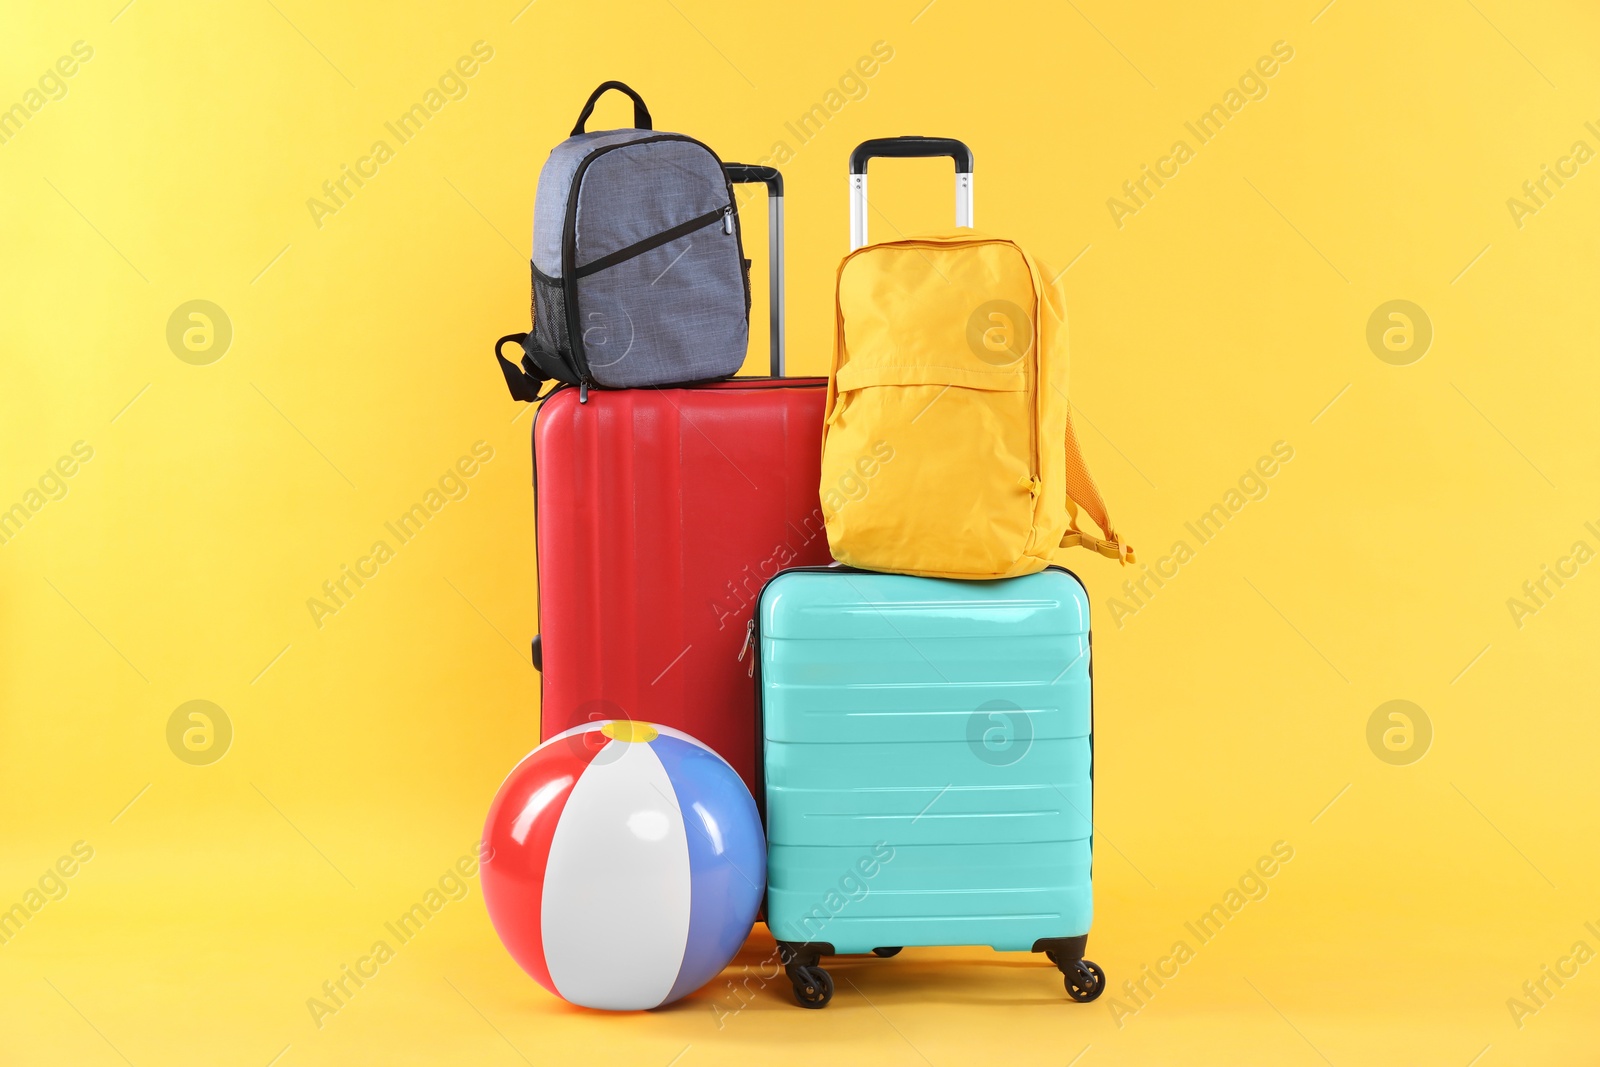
[533,378,831,794]
[481,720,766,1010]
[760,568,1093,953]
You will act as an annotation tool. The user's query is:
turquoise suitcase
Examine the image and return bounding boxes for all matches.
[755,566,1105,1008]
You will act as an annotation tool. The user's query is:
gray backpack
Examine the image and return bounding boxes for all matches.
[496,81,751,400]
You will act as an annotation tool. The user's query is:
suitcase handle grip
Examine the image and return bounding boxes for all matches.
[724,163,786,377]
[849,136,974,174]
[571,80,653,136]
[723,163,783,196]
[848,136,974,252]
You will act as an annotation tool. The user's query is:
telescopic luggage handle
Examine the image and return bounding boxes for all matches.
[848,136,974,251]
[724,163,786,376]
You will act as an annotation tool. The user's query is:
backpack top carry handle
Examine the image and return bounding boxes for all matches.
[848,136,974,251]
[570,80,652,135]
[724,163,785,376]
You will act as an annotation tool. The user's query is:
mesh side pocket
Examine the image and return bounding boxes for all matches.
[532,264,571,361]
[741,256,752,315]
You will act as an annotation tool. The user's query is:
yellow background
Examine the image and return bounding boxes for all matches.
[3,1,1598,1063]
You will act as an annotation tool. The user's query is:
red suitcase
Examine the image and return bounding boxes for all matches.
[529,166,829,792]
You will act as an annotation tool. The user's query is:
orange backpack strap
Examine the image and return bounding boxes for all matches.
[1058,408,1134,564]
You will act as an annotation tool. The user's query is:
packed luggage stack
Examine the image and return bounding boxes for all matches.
[483,82,1132,1012]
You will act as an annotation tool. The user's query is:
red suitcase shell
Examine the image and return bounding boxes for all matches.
[532,379,829,792]
[528,166,828,793]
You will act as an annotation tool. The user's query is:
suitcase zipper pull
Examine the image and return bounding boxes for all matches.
[722,205,734,235]
[738,618,755,676]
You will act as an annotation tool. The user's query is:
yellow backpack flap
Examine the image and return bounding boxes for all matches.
[821,229,1132,579]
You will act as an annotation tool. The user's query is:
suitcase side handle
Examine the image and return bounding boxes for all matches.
[724,163,785,377]
[847,136,974,252]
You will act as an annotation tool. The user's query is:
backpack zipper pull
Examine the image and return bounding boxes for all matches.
[722,206,734,235]
[579,380,590,403]
[738,618,755,676]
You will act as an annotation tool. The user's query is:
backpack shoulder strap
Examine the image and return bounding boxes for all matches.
[494,334,562,403]
[1028,247,1134,566]
[1059,409,1133,563]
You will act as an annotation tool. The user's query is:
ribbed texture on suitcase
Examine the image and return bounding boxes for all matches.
[760,569,1093,953]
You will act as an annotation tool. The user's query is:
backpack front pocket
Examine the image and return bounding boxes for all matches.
[822,370,1036,577]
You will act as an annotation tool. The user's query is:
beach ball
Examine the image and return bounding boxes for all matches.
[481,720,766,1010]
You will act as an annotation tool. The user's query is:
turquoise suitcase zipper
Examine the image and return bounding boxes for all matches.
[755,566,1105,1007]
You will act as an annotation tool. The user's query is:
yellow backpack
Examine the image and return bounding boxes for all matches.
[821,139,1131,579]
